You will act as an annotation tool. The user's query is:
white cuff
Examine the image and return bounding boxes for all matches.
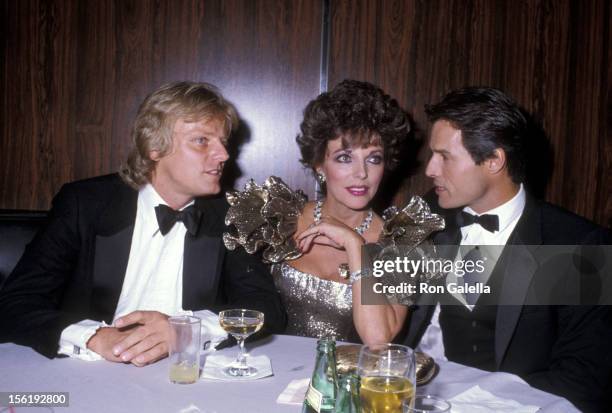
[58,319,107,361]
[193,309,228,351]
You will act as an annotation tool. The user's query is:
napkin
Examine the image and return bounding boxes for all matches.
[193,310,228,351]
[276,378,310,405]
[449,385,540,413]
[201,354,273,381]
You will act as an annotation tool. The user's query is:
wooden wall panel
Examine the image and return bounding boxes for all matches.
[329,0,611,227]
[562,0,609,226]
[1,0,79,208]
[189,0,322,196]
[1,0,609,227]
[73,0,117,180]
[605,0,612,228]
[0,0,321,210]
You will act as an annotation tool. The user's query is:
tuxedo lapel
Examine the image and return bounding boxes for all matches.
[182,198,226,309]
[494,196,543,367]
[92,228,134,322]
[182,233,224,309]
[90,183,138,323]
[433,210,461,259]
[494,244,538,367]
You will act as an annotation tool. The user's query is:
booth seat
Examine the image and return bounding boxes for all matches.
[0,210,47,287]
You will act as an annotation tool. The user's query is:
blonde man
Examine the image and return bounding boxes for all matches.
[0,81,286,365]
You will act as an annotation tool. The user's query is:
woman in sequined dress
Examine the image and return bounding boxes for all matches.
[272,80,413,344]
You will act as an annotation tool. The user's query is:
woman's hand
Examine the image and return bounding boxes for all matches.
[295,216,365,272]
[296,216,364,252]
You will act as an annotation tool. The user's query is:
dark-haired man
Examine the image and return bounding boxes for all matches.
[407,87,611,412]
[0,81,285,366]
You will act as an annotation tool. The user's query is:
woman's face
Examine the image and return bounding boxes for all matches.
[317,136,385,211]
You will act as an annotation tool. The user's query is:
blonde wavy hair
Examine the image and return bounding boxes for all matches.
[119,81,238,188]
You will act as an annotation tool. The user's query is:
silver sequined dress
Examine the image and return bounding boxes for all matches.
[271,262,359,342]
[223,177,446,343]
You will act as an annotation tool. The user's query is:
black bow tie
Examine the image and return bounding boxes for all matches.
[457,211,499,233]
[155,204,202,236]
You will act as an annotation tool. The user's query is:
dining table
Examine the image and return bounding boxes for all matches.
[0,334,578,412]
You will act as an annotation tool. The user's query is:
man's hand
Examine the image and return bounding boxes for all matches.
[111,310,171,367]
[86,326,134,362]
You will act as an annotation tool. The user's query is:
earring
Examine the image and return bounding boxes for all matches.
[317,172,326,184]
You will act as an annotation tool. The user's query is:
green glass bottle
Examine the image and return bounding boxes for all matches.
[302,337,338,413]
[334,373,361,413]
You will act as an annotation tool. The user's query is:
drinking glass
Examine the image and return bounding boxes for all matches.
[168,315,201,384]
[218,309,264,377]
[358,343,416,413]
[403,395,451,412]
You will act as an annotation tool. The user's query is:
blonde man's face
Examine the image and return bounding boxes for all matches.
[150,116,229,207]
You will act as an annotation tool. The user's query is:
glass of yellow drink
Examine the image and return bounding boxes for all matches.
[218,309,264,377]
[168,315,201,384]
[358,344,416,413]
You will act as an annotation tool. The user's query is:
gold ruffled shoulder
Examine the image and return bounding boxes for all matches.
[371,196,446,305]
[223,176,306,263]
[378,195,445,247]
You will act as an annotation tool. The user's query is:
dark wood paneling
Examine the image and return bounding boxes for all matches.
[1,0,79,208]
[1,0,321,210]
[605,0,612,228]
[2,0,609,227]
[561,0,610,227]
[73,0,117,180]
[190,0,322,196]
[329,0,611,227]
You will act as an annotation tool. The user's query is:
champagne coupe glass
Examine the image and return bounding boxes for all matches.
[403,395,451,413]
[218,309,264,377]
[358,343,416,413]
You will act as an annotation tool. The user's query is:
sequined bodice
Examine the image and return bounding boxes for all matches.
[224,177,445,343]
[271,262,359,342]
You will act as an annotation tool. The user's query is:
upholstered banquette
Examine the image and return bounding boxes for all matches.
[0,210,47,287]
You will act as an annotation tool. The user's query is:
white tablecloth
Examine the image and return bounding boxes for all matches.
[0,335,578,412]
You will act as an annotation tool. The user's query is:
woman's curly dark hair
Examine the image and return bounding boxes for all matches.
[296,79,411,171]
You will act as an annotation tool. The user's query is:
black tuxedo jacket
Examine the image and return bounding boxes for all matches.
[0,174,286,358]
[405,193,612,412]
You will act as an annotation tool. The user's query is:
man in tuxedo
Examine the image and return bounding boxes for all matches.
[407,87,611,412]
[0,81,285,366]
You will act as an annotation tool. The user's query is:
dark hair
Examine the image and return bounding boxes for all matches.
[296,79,411,171]
[425,87,527,183]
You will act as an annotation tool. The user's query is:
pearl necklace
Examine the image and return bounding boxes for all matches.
[313,200,373,235]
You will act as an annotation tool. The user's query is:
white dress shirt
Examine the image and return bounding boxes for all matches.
[459,183,526,247]
[58,184,193,360]
[418,184,526,359]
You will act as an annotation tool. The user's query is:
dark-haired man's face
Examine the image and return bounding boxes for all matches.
[425,120,493,213]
